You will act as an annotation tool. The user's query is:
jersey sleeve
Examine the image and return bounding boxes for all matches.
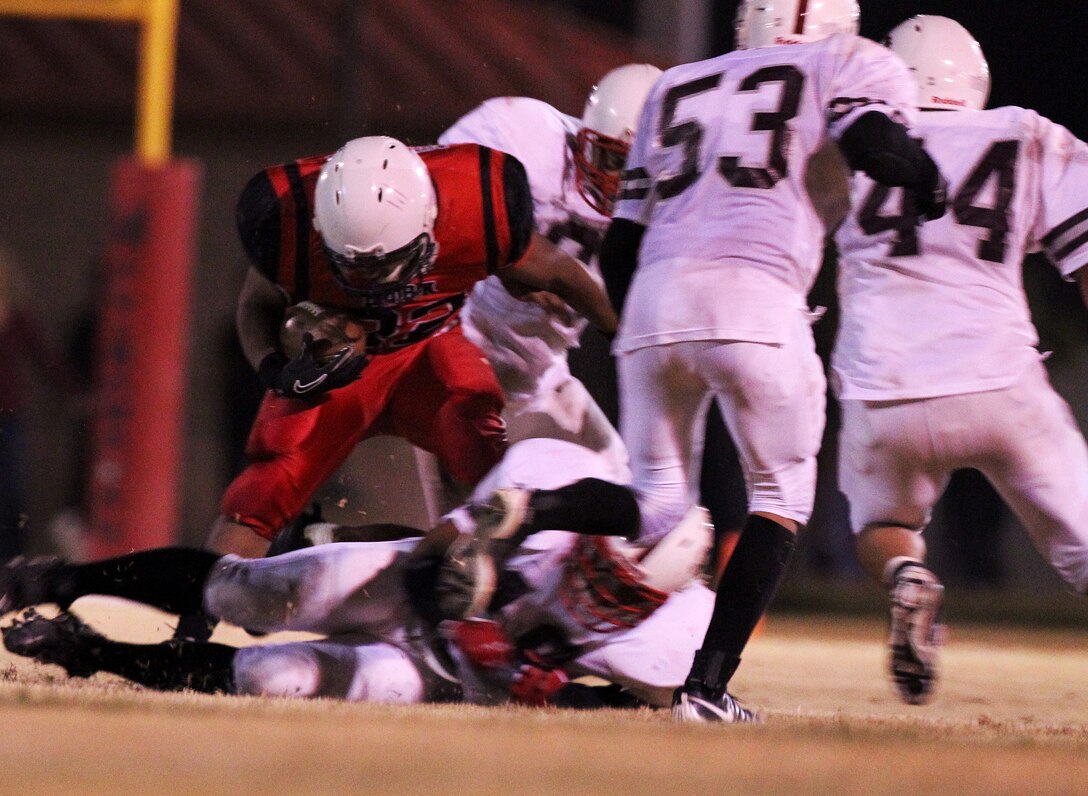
[497,150,535,268]
[1030,112,1088,277]
[235,168,282,280]
[825,35,918,140]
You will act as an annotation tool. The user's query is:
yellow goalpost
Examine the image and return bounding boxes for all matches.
[0,0,179,165]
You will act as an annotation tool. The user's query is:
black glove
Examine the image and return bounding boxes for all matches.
[911,155,948,222]
[258,333,367,401]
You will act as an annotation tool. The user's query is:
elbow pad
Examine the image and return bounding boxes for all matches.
[838,111,946,220]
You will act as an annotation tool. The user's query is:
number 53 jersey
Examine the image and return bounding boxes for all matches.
[613,34,917,352]
[833,107,1088,400]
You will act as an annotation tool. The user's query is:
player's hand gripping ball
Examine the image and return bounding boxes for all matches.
[279,301,366,364]
[261,302,369,401]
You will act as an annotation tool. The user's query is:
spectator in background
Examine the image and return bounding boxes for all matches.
[0,247,71,561]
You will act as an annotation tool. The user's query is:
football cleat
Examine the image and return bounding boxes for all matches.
[888,564,945,705]
[433,488,532,621]
[2,608,102,678]
[265,503,327,558]
[0,556,67,615]
[672,685,759,724]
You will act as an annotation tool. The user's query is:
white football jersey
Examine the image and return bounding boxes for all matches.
[612,34,917,352]
[439,97,610,388]
[834,106,1088,400]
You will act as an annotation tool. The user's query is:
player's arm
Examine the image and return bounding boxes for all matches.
[236,266,288,371]
[489,148,618,335]
[498,234,619,336]
[598,218,645,315]
[827,37,946,220]
[836,111,946,220]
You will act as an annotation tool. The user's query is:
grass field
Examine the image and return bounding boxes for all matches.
[2,597,1087,795]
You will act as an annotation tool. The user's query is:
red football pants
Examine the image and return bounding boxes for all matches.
[221,327,506,538]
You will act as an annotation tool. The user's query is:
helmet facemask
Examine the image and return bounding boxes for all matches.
[573,128,631,216]
[573,63,663,217]
[324,231,437,295]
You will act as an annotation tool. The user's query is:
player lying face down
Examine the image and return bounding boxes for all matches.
[1,440,716,710]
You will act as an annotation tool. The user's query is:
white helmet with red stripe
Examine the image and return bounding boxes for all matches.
[885,15,990,111]
[574,63,663,216]
[735,0,860,50]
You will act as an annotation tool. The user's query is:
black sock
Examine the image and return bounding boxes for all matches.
[688,515,796,692]
[55,548,221,615]
[524,478,639,539]
[84,636,237,693]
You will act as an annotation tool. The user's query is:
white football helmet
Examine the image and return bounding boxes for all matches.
[562,505,713,633]
[574,63,663,216]
[735,0,859,50]
[885,15,990,111]
[313,136,438,294]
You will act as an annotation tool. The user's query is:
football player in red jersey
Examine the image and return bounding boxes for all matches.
[210,136,617,559]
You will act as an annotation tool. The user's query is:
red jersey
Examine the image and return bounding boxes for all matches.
[237,143,534,355]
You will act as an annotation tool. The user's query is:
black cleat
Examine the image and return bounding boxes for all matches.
[2,608,102,678]
[672,684,759,723]
[265,503,327,558]
[888,564,945,705]
[0,556,67,615]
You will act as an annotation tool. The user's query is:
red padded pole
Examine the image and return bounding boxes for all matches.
[86,156,201,557]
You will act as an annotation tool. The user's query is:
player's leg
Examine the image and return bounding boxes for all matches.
[2,609,237,692]
[839,396,949,704]
[973,366,1088,595]
[390,327,507,487]
[617,342,710,545]
[0,547,220,617]
[505,359,627,473]
[431,475,641,621]
[675,321,825,722]
[204,540,418,636]
[232,639,453,703]
[699,405,748,584]
[212,351,417,556]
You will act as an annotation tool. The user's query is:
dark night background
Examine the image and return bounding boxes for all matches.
[569,1,1088,143]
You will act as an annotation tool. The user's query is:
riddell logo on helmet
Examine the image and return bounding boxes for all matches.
[774,35,805,45]
[931,96,967,107]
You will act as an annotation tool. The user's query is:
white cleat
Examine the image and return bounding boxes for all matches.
[672,687,759,724]
[888,565,945,705]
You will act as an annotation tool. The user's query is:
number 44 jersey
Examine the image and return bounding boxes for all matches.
[833,107,1088,400]
[613,34,917,352]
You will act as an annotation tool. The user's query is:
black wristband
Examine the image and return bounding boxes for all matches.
[257,351,288,391]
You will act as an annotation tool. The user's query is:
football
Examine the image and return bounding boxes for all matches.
[279,302,366,364]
